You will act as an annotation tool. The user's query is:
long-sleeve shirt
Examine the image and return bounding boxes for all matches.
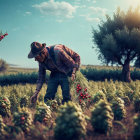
[36,44,81,91]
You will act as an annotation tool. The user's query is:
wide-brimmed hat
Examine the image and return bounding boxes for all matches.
[28,42,46,58]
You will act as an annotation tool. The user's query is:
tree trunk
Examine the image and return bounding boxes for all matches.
[122,62,131,82]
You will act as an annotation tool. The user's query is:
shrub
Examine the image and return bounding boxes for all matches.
[0,96,11,117]
[91,100,114,135]
[0,115,6,136]
[13,108,32,133]
[90,91,106,104]
[45,100,58,111]
[111,97,126,120]
[134,98,140,113]
[34,104,51,124]
[0,59,8,72]
[133,113,140,140]
[54,101,87,140]
[20,95,29,108]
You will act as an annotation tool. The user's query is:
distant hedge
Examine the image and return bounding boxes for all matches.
[0,68,140,86]
[0,72,49,86]
[80,68,140,81]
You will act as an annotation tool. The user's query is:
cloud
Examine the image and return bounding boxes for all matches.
[80,14,100,22]
[32,0,76,18]
[89,6,107,16]
[25,11,32,15]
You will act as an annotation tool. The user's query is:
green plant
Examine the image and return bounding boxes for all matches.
[134,98,140,113]
[45,100,58,111]
[0,96,11,117]
[54,101,87,140]
[20,95,29,108]
[111,97,126,120]
[13,108,32,133]
[0,59,9,72]
[34,104,51,125]
[91,100,114,135]
[133,113,140,140]
[0,115,7,136]
[90,91,106,104]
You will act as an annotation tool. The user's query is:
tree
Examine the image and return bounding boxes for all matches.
[0,59,9,72]
[134,56,140,68]
[92,7,140,82]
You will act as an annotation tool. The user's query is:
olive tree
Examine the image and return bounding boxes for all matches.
[92,7,140,82]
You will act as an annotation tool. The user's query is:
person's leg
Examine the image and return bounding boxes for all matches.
[44,72,59,103]
[59,73,71,104]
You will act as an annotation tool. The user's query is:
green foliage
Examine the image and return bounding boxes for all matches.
[0,59,9,72]
[20,95,29,108]
[91,100,114,135]
[13,108,33,133]
[121,96,130,106]
[93,7,140,82]
[134,57,140,68]
[90,91,106,104]
[111,97,126,120]
[54,101,87,140]
[93,7,140,65]
[45,100,58,111]
[0,96,11,117]
[70,71,93,105]
[0,115,6,136]
[0,72,49,86]
[34,104,51,124]
[133,113,140,140]
[81,68,140,81]
[134,96,140,113]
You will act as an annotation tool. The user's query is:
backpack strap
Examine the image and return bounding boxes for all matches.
[46,46,73,76]
[46,46,57,65]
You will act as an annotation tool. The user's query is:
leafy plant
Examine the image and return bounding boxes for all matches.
[54,101,87,140]
[91,100,114,135]
[34,104,51,125]
[111,97,126,120]
[0,96,11,117]
[133,113,140,140]
[13,108,32,133]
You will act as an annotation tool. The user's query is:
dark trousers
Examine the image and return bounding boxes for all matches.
[44,71,71,104]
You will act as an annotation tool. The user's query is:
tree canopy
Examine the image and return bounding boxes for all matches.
[92,7,140,82]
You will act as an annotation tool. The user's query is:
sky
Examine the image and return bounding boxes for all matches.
[0,0,140,68]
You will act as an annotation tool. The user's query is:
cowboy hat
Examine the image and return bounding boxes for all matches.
[28,42,46,58]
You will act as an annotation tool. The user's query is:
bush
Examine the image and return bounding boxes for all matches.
[34,104,51,124]
[133,113,140,140]
[0,59,8,72]
[91,100,114,135]
[111,97,126,120]
[13,108,33,133]
[54,101,87,140]
[0,96,11,117]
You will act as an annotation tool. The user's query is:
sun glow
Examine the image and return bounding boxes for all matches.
[127,0,140,8]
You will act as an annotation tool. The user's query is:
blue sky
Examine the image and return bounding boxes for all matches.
[0,0,140,68]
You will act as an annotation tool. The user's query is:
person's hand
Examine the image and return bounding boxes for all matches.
[71,73,76,81]
[30,91,39,104]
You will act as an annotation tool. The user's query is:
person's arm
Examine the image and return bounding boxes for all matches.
[31,63,46,103]
[36,63,46,92]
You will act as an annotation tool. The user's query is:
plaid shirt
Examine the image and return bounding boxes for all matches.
[36,44,80,91]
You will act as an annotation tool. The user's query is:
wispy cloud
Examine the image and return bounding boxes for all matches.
[25,11,32,15]
[89,6,108,16]
[32,0,76,18]
[80,14,100,22]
